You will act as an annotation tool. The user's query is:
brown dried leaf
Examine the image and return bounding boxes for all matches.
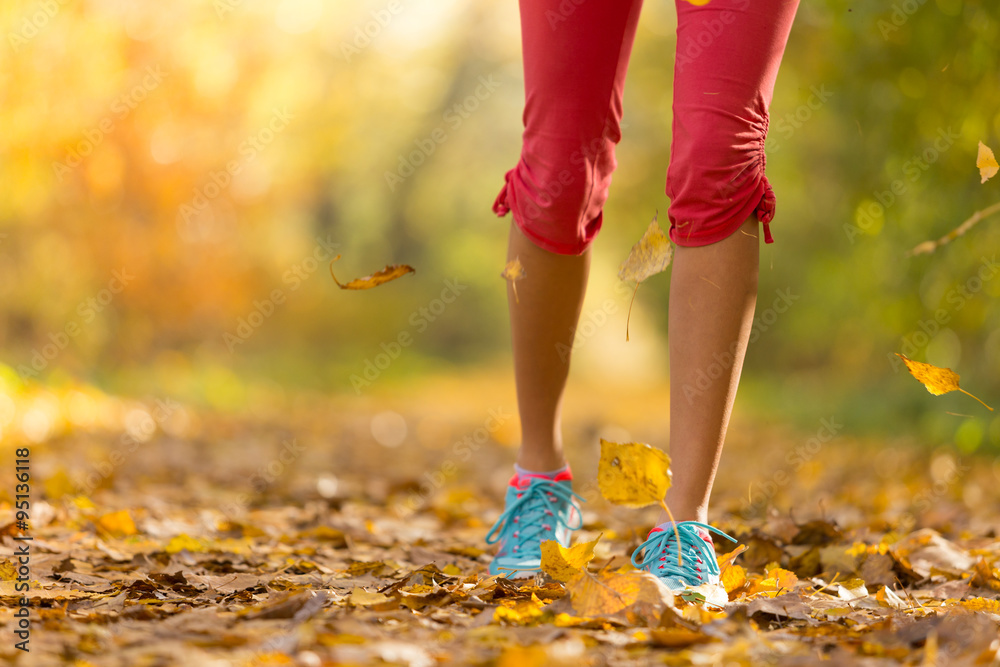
[330,254,415,290]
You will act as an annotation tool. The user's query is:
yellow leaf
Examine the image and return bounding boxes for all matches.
[330,255,415,290]
[716,543,747,572]
[71,495,96,510]
[501,257,525,304]
[650,626,713,648]
[565,568,672,617]
[618,213,674,341]
[896,353,993,411]
[681,0,712,5]
[0,559,17,581]
[716,544,748,596]
[496,644,548,667]
[977,141,999,184]
[767,565,799,592]
[348,587,392,607]
[540,536,601,582]
[720,564,746,596]
[493,593,546,625]
[959,597,1000,613]
[598,439,671,508]
[165,534,209,553]
[94,509,137,538]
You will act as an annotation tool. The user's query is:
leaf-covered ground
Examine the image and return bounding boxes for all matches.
[1,373,1000,666]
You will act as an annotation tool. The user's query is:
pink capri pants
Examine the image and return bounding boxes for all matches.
[492,0,800,253]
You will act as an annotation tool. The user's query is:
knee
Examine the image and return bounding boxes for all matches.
[666,108,770,246]
[497,137,617,255]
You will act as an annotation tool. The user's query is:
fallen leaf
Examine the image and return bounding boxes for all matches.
[493,593,546,625]
[895,353,992,411]
[501,257,525,304]
[744,564,799,599]
[348,587,392,607]
[565,568,674,620]
[165,534,209,553]
[496,644,549,667]
[978,141,999,184]
[959,597,1000,614]
[721,564,747,596]
[597,439,671,509]
[650,626,714,648]
[717,544,748,572]
[834,578,869,601]
[743,592,812,621]
[875,585,908,609]
[94,510,137,538]
[891,528,976,578]
[330,254,415,290]
[618,214,674,341]
[0,560,17,581]
[540,536,601,583]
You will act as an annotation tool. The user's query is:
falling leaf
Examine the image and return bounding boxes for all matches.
[977,141,999,184]
[501,257,525,304]
[618,214,674,341]
[598,439,671,509]
[599,439,683,567]
[540,536,601,583]
[330,254,415,290]
[895,353,993,411]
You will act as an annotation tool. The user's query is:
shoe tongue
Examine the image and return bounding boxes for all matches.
[650,522,713,544]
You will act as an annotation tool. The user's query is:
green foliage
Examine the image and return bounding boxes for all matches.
[2,0,999,445]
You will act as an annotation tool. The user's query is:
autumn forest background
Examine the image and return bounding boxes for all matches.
[2,0,1000,665]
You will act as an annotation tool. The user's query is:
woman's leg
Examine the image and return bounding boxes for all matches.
[486,0,644,576]
[661,0,799,524]
[630,0,798,592]
[507,223,589,473]
[663,213,759,523]
[495,0,645,472]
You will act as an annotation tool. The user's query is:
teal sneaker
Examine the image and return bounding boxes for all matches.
[485,469,584,578]
[631,520,738,591]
